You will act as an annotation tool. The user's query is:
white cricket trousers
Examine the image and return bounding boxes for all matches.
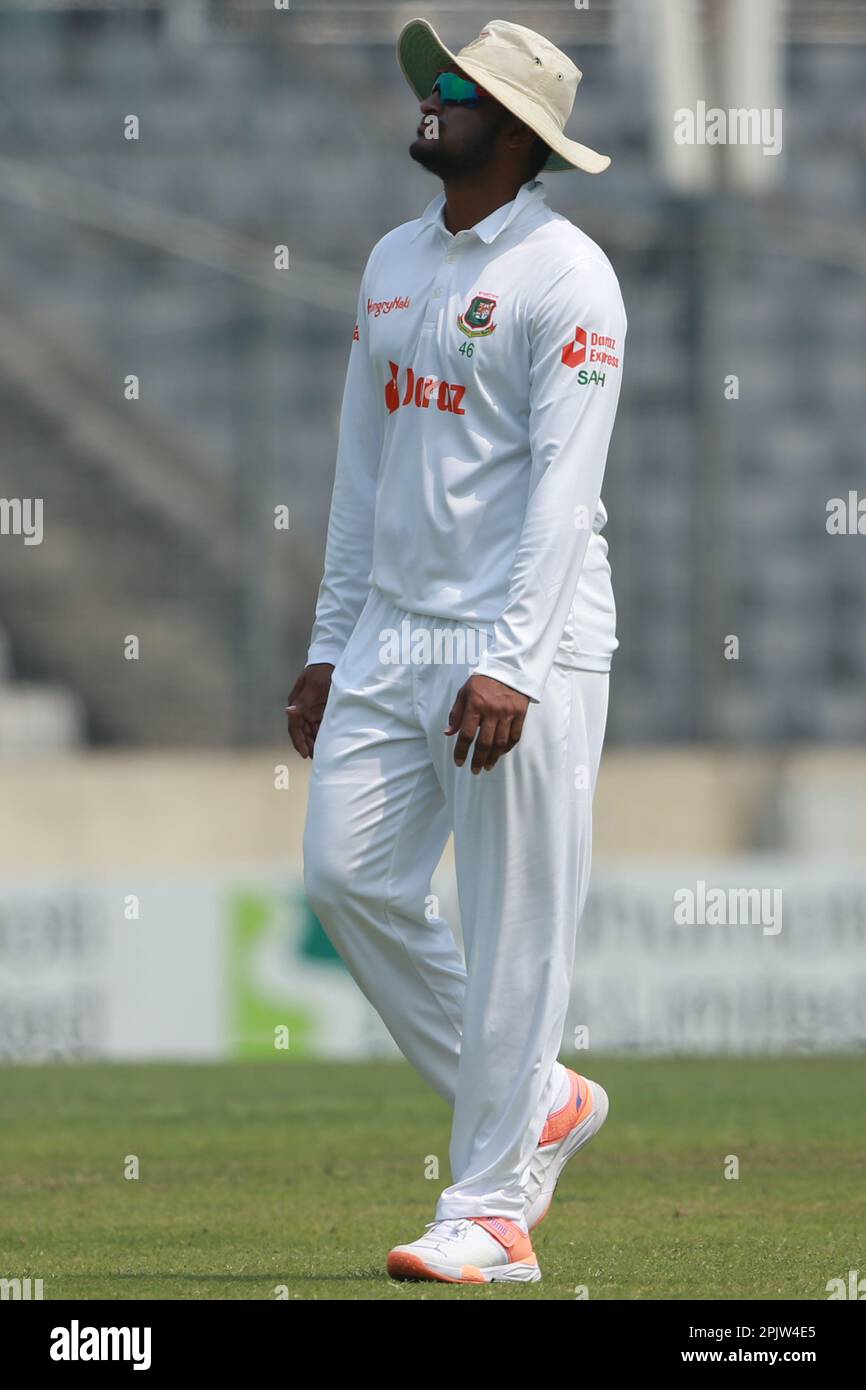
[302,586,609,1221]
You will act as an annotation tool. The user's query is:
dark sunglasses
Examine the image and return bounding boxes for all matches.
[431,71,489,107]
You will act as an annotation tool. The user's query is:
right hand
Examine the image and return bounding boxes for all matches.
[286,663,334,759]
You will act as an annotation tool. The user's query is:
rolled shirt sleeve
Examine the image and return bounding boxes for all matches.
[305,263,384,667]
[474,258,627,702]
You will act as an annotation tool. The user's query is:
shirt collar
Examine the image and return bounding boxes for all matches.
[410,178,547,246]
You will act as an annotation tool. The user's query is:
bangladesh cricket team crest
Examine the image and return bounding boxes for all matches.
[457,291,498,338]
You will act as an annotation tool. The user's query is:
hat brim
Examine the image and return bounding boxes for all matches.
[396,17,610,175]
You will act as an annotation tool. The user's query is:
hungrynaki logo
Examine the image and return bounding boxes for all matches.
[561,326,620,385]
[367,295,411,317]
[385,361,466,416]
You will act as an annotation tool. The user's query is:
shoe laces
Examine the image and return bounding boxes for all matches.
[424,1218,475,1240]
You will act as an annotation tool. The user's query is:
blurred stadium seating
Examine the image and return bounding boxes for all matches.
[0,621,83,753]
[0,0,863,748]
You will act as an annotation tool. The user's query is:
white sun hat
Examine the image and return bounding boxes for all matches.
[397,16,611,174]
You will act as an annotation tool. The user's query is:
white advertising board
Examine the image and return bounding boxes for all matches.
[0,861,863,1060]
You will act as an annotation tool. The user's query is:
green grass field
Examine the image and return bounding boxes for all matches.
[1,1058,863,1300]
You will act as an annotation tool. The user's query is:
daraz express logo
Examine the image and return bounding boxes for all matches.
[385,361,467,416]
[561,326,620,385]
[561,326,588,368]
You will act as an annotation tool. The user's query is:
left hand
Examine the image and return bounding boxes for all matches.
[444,673,530,774]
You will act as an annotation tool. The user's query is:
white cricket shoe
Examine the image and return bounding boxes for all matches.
[387,1216,541,1284]
[525,1071,609,1231]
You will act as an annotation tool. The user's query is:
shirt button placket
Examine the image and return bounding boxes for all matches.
[423,238,459,331]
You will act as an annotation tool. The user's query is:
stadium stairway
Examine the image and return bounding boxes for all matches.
[0,291,294,745]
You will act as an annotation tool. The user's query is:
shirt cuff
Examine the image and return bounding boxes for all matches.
[305,641,342,669]
[473,656,541,703]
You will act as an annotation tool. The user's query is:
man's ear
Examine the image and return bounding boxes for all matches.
[506,118,538,155]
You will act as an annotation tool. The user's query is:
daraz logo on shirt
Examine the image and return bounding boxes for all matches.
[385,360,467,416]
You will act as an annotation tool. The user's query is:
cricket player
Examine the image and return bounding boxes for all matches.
[287,17,626,1284]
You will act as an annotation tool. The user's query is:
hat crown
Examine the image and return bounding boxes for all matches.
[457,19,581,131]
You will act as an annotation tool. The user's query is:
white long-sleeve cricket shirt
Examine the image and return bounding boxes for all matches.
[306,177,626,703]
